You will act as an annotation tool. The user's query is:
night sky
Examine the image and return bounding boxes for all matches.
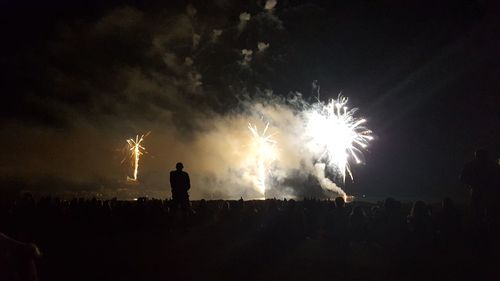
[1,0,499,200]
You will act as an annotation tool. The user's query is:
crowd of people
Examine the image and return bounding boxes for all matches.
[1,152,498,281]
[1,194,499,281]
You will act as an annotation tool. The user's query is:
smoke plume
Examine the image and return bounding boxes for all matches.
[0,2,362,200]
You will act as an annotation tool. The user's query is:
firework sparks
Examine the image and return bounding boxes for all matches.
[304,95,373,185]
[248,122,277,195]
[125,133,149,182]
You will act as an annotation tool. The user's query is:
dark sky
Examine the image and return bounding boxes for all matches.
[1,0,499,200]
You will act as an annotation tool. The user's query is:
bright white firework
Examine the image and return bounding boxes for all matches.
[248,122,277,195]
[304,95,373,183]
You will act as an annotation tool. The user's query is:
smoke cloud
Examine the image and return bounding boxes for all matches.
[0,3,360,200]
[238,12,251,33]
[257,42,270,52]
[265,0,278,11]
[313,163,346,198]
[241,49,253,65]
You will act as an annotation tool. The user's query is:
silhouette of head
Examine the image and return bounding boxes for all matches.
[384,197,401,211]
[176,162,184,171]
[410,201,427,218]
[351,206,365,218]
[475,149,489,161]
[442,197,454,210]
[335,196,345,208]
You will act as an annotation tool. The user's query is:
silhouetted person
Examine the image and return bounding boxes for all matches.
[407,201,433,237]
[334,196,346,210]
[461,149,499,222]
[328,197,349,250]
[436,198,461,249]
[0,232,40,281]
[170,162,191,212]
[372,198,406,255]
[349,206,368,244]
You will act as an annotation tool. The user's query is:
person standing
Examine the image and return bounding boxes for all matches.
[170,162,191,212]
[461,149,499,222]
[0,232,40,281]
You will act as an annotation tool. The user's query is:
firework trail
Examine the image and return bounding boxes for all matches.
[248,122,277,195]
[125,132,150,182]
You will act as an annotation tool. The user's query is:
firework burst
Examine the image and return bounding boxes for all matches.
[248,122,277,195]
[304,95,373,183]
[125,132,150,182]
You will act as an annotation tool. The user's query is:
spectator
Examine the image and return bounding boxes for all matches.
[349,206,368,244]
[170,162,191,213]
[0,232,40,281]
[461,149,499,223]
